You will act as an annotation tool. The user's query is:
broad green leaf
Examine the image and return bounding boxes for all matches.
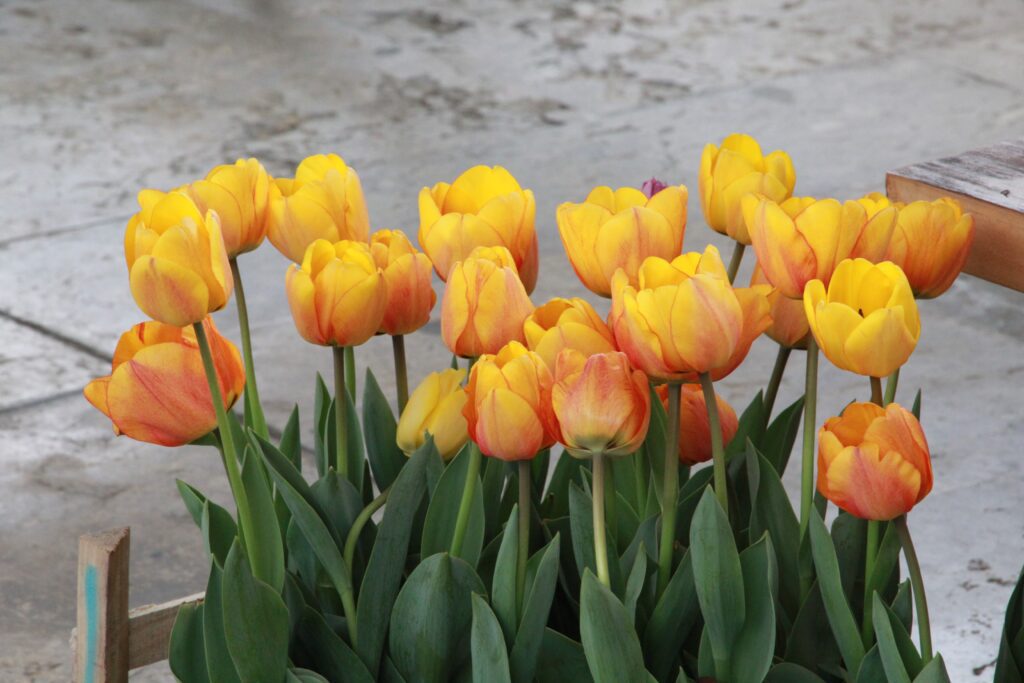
[482,455,509,540]
[201,500,238,568]
[169,602,209,683]
[569,481,622,594]
[995,567,1024,682]
[421,445,485,566]
[642,551,698,683]
[292,605,374,683]
[492,505,520,643]
[913,655,951,683]
[856,646,885,683]
[764,663,826,682]
[536,629,594,683]
[314,373,331,477]
[872,593,912,683]
[784,580,841,670]
[831,511,866,604]
[761,395,804,476]
[279,405,302,469]
[203,563,240,683]
[287,669,329,683]
[911,390,922,420]
[221,542,289,683]
[543,454,585,519]
[176,479,207,528]
[580,571,650,683]
[878,592,923,677]
[363,368,406,490]
[471,594,512,683]
[866,522,901,605]
[732,535,777,683]
[510,535,561,683]
[241,445,284,591]
[726,391,766,458]
[749,452,800,619]
[644,387,669,508]
[623,544,647,626]
[809,512,865,674]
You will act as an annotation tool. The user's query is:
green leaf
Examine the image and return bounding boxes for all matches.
[913,655,951,683]
[764,663,826,682]
[644,387,669,508]
[492,505,520,643]
[509,535,561,683]
[623,544,647,626]
[177,479,206,528]
[292,605,375,683]
[995,567,1024,682]
[201,499,238,568]
[749,451,800,619]
[726,391,766,458]
[279,405,302,469]
[642,551,699,682]
[911,389,922,420]
[761,395,804,476]
[221,542,289,683]
[543,454,585,519]
[580,571,650,683]
[878,592,923,677]
[240,445,285,591]
[471,594,513,683]
[311,469,365,547]
[314,373,331,477]
[569,481,622,594]
[422,445,485,566]
[169,602,209,683]
[784,580,841,670]
[482,455,509,540]
[872,593,912,683]
[831,511,866,604]
[287,669,329,683]
[389,553,486,683]
[363,368,407,490]
[809,512,866,674]
[732,535,777,683]
[866,522,901,605]
[203,563,240,683]
[536,629,594,683]
[856,645,886,683]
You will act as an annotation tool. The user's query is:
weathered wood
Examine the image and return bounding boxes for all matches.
[75,527,131,683]
[887,139,1024,292]
[127,592,205,669]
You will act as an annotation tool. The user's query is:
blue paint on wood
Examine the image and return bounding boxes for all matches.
[84,564,98,683]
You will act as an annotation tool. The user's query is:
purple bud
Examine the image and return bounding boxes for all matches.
[641,177,667,199]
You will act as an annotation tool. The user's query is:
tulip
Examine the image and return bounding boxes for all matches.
[818,401,932,520]
[610,245,771,382]
[751,262,809,349]
[551,350,650,459]
[396,369,469,461]
[803,258,921,378]
[523,297,617,370]
[370,229,437,336]
[124,191,233,327]
[419,165,539,293]
[699,133,796,244]
[849,192,899,263]
[885,197,975,298]
[178,158,274,257]
[268,154,370,263]
[658,384,739,465]
[556,183,688,297]
[441,246,534,358]
[84,318,244,447]
[285,239,388,347]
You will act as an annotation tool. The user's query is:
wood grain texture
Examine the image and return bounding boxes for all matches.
[127,592,205,669]
[75,527,130,683]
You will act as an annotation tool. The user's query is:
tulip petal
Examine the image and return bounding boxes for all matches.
[843,307,917,378]
[474,387,544,461]
[129,256,209,327]
[556,201,613,296]
[824,444,921,521]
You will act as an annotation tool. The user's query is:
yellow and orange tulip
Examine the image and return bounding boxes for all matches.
[84,318,244,447]
[885,197,975,298]
[818,401,932,520]
[751,262,809,349]
[849,192,898,263]
[370,229,437,336]
[396,369,469,461]
[658,384,739,465]
[523,297,617,370]
[178,158,274,257]
[419,165,539,293]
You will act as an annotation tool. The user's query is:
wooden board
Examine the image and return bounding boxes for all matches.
[886,139,1024,292]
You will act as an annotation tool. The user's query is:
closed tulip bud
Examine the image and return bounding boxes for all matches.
[396,369,469,461]
[658,384,739,465]
[523,297,617,370]
[370,229,437,335]
[556,183,688,297]
[285,239,387,347]
[885,197,975,298]
[125,191,232,327]
[84,318,244,447]
[611,245,771,382]
[699,133,796,244]
[818,401,932,520]
[849,192,898,263]
[419,165,539,293]
[803,258,921,378]
[552,350,650,458]
[464,341,558,461]
[178,158,273,256]
[441,246,534,358]
[268,154,370,263]
[751,262,809,349]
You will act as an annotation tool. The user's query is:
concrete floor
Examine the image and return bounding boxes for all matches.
[1,0,1023,679]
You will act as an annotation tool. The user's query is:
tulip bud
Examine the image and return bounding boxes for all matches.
[818,402,932,520]
[268,154,370,263]
[464,341,557,461]
[84,318,245,447]
[885,197,975,299]
[178,158,274,257]
[441,246,534,358]
[418,165,539,293]
[125,191,233,327]
[750,262,809,349]
[556,183,687,297]
[370,229,437,335]
[523,297,617,370]
[803,258,921,378]
[396,369,469,461]
[849,192,898,263]
[699,133,796,244]
[658,384,739,465]
[285,239,387,347]
[551,350,650,459]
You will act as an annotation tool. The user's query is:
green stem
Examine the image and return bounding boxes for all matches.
[870,376,883,406]
[861,519,880,646]
[592,453,611,588]
[450,444,482,557]
[884,368,900,406]
[229,258,268,439]
[764,344,792,420]
[895,515,933,662]
[344,345,356,399]
[517,460,531,617]
[726,242,746,284]
[657,382,682,597]
[605,459,617,553]
[392,335,410,414]
[799,336,819,537]
[700,373,729,517]
[333,346,349,478]
[344,487,390,572]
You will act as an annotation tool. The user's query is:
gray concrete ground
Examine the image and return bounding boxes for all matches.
[1,0,1023,679]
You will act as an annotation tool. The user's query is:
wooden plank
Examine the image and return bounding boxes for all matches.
[127,592,205,669]
[75,527,130,683]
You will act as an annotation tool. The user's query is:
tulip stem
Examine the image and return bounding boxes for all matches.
[450,444,482,558]
[344,345,357,400]
[700,373,729,517]
[517,460,531,617]
[870,376,883,406]
[229,258,269,440]
[332,346,350,479]
[392,335,409,414]
[344,486,390,573]
[726,242,746,284]
[657,382,682,597]
[592,453,611,588]
[861,519,881,647]
[764,344,792,421]
[895,515,933,662]
[884,368,900,406]
[799,336,819,591]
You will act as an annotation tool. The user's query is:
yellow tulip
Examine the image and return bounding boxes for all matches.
[178,158,273,256]
[699,133,796,244]
[885,197,975,298]
[556,183,688,297]
[419,165,539,293]
[850,192,898,263]
[285,239,387,347]
[751,262,809,349]
[396,369,469,461]
[523,297,617,370]
[441,246,534,358]
[268,154,370,263]
[124,191,232,327]
[370,229,437,335]
[803,258,921,378]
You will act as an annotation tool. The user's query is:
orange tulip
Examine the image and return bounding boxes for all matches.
[849,192,898,263]
[268,154,370,263]
[464,341,558,461]
[750,262,809,349]
[285,239,387,347]
[885,197,975,298]
[551,350,650,458]
[818,401,932,520]
[658,384,739,465]
[418,165,539,293]
[178,158,274,256]
[124,191,232,327]
[523,297,617,370]
[84,318,244,447]
[556,183,688,297]
[370,229,437,335]
[610,245,771,382]
[440,246,534,358]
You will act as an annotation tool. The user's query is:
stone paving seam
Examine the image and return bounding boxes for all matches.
[0,309,113,364]
[0,214,133,249]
